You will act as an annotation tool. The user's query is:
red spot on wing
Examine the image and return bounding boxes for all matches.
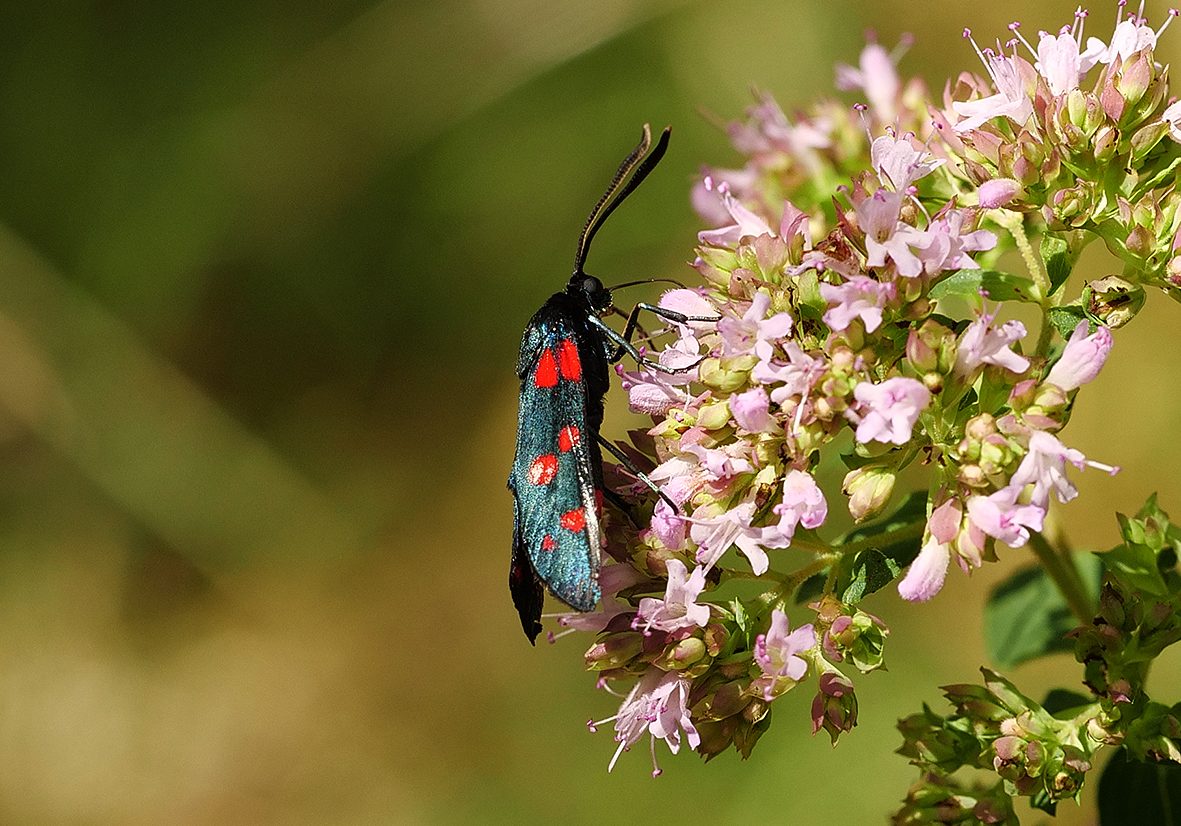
[557,339,582,381]
[559,507,587,533]
[541,535,557,552]
[558,425,581,453]
[527,454,558,486]
[534,349,558,387]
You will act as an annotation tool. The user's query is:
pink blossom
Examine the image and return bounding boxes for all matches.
[870,134,942,191]
[819,276,895,333]
[728,92,832,161]
[857,189,924,276]
[593,668,700,775]
[913,210,997,274]
[1094,10,1173,65]
[1035,29,1100,95]
[697,179,774,247]
[1010,430,1119,510]
[649,476,693,551]
[752,339,825,405]
[835,41,902,122]
[691,167,758,225]
[954,315,1030,376]
[635,559,710,634]
[1162,99,1181,143]
[689,500,772,575]
[659,288,721,333]
[731,386,774,432]
[718,292,793,356]
[771,469,828,538]
[1044,321,1113,391]
[898,498,961,602]
[751,609,815,700]
[851,377,931,446]
[966,486,1045,548]
[681,441,754,481]
[617,332,701,415]
[978,178,1021,208]
[952,38,1036,132]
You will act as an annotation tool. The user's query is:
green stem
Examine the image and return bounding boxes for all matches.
[994,210,1050,299]
[1028,531,1094,624]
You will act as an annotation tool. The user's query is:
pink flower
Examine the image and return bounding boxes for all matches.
[648,476,693,551]
[697,179,774,247]
[1035,29,1098,95]
[771,469,828,537]
[954,315,1030,376]
[870,134,942,191]
[718,292,793,356]
[851,377,931,446]
[617,332,701,415]
[835,41,903,122]
[966,486,1045,548]
[689,500,772,575]
[898,498,961,602]
[593,668,700,775]
[819,276,895,333]
[952,35,1036,132]
[857,189,924,276]
[635,559,710,634]
[731,386,774,433]
[752,339,825,405]
[549,564,643,639]
[1044,321,1113,391]
[751,609,814,700]
[913,210,997,275]
[1094,8,1177,65]
[681,441,754,482]
[658,289,721,333]
[1010,430,1119,510]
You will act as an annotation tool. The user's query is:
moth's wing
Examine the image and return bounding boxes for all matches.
[508,313,602,616]
[509,491,544,643]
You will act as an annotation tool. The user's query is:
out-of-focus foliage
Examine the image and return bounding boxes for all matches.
[0,1,1176,823]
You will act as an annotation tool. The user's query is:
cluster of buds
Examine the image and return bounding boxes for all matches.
[897,669,1101,812]
[547,3,1181,777]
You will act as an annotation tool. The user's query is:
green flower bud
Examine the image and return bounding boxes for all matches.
[842,466,896,523]
[699,355,756,392]
[1130,119,1169,162]
[584,633,643,670]
[656,636,706,670]
[1115,50,1153,112]
[1092,125,1119,163]
[696,399,732,430]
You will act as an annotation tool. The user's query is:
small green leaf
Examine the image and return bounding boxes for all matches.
[1047,305,1087,339]
[1098,749,1181,825]
[1041,234,1074,295]
[985,556,1103,668]
[1041,688,1093,716]
[978,269,1041,303]
[928,269,984,301]
[1099,541,1170,597]
[795,572,826,605]
[840,549,902,604]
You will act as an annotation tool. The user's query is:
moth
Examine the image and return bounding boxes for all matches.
[507,125,714,643]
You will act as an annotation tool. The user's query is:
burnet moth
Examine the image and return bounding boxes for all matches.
[508,124,717,643]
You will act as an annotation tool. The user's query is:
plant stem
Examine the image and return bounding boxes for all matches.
[995,210,1050,299]
[1028,531,1094,624]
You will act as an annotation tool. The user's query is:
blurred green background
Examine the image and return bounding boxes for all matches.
[0,0,1178,822]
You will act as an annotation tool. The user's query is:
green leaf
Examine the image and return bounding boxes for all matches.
[1098,749,1181,825]
[928,269,1041,304]
[1047,304,1087,339]
[928,269,984,301]
[795,572,826,605]
[839,549,902,604]
[985,556,1103,668]
[1100,541,1170,597]
[833,491,926,604]
[1041,688,1093,716]
[1041,234,1074,295]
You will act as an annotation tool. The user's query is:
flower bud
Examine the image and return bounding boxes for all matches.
[584,632,643,670]
[1130,119,1170,162]
[842,466,896,523]
[1115,50,1154,111]
[1085,276,1145,328]
[698,356,754,392]
[655,636,706,669]
[811,671,858,744]
[696,399,732,430]
[1092,125,1118,163]
[978,177,1021,209]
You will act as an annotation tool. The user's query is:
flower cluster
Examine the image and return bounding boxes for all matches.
[541,4,1181,790]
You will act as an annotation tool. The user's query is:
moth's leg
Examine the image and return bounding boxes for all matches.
[597,433,679,514]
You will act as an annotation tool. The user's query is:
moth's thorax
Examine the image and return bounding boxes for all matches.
[566,272,613,316]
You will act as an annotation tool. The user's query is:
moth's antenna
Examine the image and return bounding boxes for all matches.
[573,125,671,275]
[605,277,686,292]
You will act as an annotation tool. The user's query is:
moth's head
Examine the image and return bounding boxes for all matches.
[567,273,613,316]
